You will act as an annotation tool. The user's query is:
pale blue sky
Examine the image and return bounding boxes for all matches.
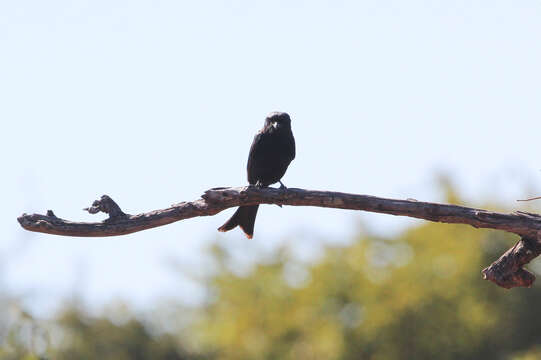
[2,0,541,314]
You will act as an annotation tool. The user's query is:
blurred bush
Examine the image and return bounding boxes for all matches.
[192,223,541,360]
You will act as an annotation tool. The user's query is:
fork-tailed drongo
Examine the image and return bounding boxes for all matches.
[218,112,296,238]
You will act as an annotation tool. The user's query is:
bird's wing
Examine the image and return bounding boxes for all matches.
[246,131,265,184]
[289,133,296,161]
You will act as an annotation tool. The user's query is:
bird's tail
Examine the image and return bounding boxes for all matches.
[217,205,259,239]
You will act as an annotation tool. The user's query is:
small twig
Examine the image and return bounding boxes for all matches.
[517,196,541,202]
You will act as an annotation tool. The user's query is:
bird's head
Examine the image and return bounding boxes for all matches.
[265,112,291,130]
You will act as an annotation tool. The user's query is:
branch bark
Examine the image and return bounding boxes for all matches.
[17,186,541,289]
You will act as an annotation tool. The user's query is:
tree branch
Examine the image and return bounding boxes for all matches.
[17,186,541,289]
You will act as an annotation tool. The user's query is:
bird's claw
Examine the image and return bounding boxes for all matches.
[276,181,287,208]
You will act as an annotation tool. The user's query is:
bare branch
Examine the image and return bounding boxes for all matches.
[17,186,541,288]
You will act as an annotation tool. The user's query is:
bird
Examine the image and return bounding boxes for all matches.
[218,112,296,238]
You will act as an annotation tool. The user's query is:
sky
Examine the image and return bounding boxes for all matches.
[2,0,541,315]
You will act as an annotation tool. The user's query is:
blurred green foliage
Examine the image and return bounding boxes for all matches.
[192,223,541,360]
[0,302,196,360]
[4,195,541,359]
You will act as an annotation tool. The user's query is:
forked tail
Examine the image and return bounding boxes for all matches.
[217,205,259,239]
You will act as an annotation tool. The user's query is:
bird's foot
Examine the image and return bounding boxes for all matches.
[275,181,288,208]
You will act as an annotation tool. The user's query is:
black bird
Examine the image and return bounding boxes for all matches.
[218,112,296,238]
